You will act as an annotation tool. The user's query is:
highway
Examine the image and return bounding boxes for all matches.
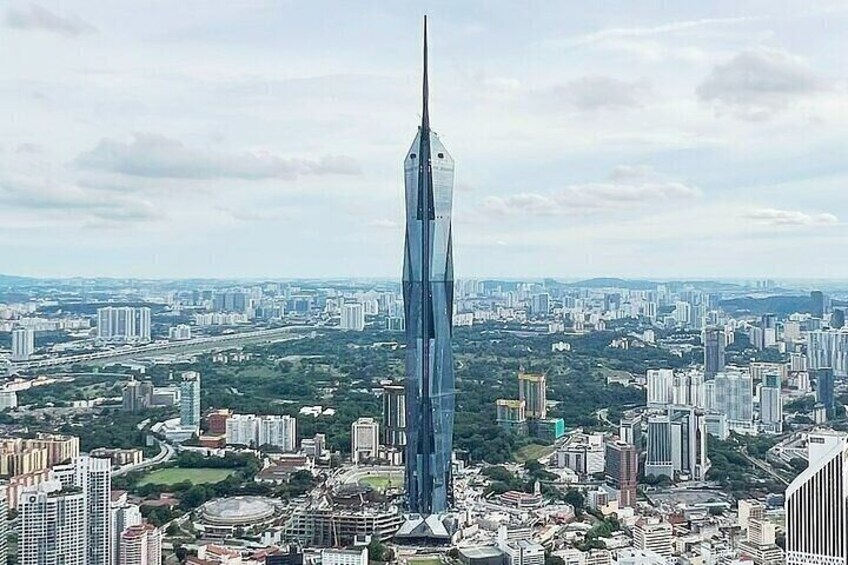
[112,437,176,477]
[10,325,321,372]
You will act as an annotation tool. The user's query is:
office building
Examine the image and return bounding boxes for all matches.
[11,327,35,361]
[760,373,783,432]
[52,456,112,565]
[605,440,638,508]
[646,369,673,407]
[19,481,86,565]
[340,303,366,331]
[633,518,673,558]
[785,430,848,565]
[713,372,754,430]
[761,313,777,349]
[558,433,605,476]
[119,524,162,565]
[619,414,642,449]
[351,417,380,464]
[811,290,827,318]
[518,372,547,419]
[703,327,725,379]
[645,414,673,479]
[180,371,201,429]
[382,384,407,447]
[403,19,456,519]
[496,399,527,435]
[96,306,151,343]
[815,367,836,418]
[111,493,142,565]
[531,417,565,442]
[669,406,709,480]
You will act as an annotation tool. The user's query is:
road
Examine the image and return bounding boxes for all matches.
[11,325,322,372]
[112,438,176,477]
[740,446,791,487]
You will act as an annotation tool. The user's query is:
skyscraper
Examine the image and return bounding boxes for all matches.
[120,524,162,565]
[180,371,201,429]
[605,440,638,508]
[759,373,783,432]
[382,384,407,448]
[11,327,35,362]
[340,303,366,331]
[19,481,87,565]
[811,290,826,318]
[703,327,725,379]
[403,18,455,517]
[52,456,112,565]
[351,417,380,464]
[815,367,836,418]
[518,372,547,419]
[785,430,848,565]
[96,306,151,343]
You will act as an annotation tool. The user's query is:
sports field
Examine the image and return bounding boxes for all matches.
[137,467,236,486]
[358,471,403,490]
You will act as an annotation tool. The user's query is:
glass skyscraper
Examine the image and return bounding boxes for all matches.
[403,17,455,517]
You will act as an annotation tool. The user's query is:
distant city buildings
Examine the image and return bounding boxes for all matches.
[96,306,151,343]
[225,414,297,451]
[703,327,725,379]
[180,371,201,429]
[340,303,365,331]
[11,327,35,361]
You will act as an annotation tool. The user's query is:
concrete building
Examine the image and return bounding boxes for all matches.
[703,327,726,379]
[605,440,638,508]
[321,548,368,565]
[111,492,142,565]
[11,327,35,361]
[382,384,406,448]
[786,430,848,565]
[351,417,380,464]
[646,369,674,407]
[633,518,673,557]
[18,481,87,565]
[340,303,365,331]
[759,373,783,433]
[518,372,547,419]
[52,456,112,565]
[496,399,527,435]
[119,524,162,565]
[180,371,201,429]
[96,306,151,343]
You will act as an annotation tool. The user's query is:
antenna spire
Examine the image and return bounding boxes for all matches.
[422,15,429,132]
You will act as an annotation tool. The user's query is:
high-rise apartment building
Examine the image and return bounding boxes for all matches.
[96,306,151,343]
[403,19,455,519]
[180,371,201,429]
[785,430,848,565]
[111,492,142,565]
[382,384,407,448]
[808,330,848,376]
[605,440,638,508]
[19,481,87,565]
[518,372,547,419]
[351,417,380,464]
[703,327,725,379]
[225,414,297,451]
[340,303,366,331]
[11,327,35,361]
[52,456,112,565]
[646,369,674,407]
[496,399,527,435]
[759,373,783,432]
[119,524,162,565]
[713,372,754,429]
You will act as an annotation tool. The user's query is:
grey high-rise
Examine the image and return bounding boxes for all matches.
[403,17,456,516]
[703,327,725,379]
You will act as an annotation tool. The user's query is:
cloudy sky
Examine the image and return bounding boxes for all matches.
[2,1,848,279]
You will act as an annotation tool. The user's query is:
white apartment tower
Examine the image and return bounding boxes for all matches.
[52,456,112,565]
[340,303,366,331]
[646,369,674,407]
[11,327,35,361]
[119,524,162,565]
[96,306,152,343]
[18,481,87,565]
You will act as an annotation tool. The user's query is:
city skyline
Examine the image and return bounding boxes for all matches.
[3,2,848,279]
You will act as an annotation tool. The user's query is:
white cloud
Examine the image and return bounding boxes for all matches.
[745,208,838,226]
[75,133,361,180]
[5,4,96,36]
[546,76,650,111]
[697,48,826,120]
[483,167,699,216]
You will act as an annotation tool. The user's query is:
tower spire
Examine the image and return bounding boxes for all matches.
[422,15,429,132]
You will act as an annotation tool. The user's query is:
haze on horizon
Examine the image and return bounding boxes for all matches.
[2,1,848,280]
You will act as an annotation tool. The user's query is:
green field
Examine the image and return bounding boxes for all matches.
[408,557,442,565]
[359,472,403,490]
[137,467,236,486]
[514,443,555,462]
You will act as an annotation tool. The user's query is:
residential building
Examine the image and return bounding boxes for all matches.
[496,399,527,435]
[518,372,547,419]
[760,373,783,432]
[180,371,201,429]
[340,303,365,331]
[96,306,151,343]
[321,548,368,565]
[18,481,87,565]
[119,524,162,565]
[111,492,142,565]
[382,384,406,447]
[52,456,112,565]
[11,327,35,361]
[646,369,673,407]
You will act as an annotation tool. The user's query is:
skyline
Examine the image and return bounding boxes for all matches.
[3,2,848,278]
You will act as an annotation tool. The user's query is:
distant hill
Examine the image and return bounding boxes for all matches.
[720,295,813,316]
[562,278,658,290]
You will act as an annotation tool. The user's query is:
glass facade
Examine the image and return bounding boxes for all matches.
[402,23,455,516]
